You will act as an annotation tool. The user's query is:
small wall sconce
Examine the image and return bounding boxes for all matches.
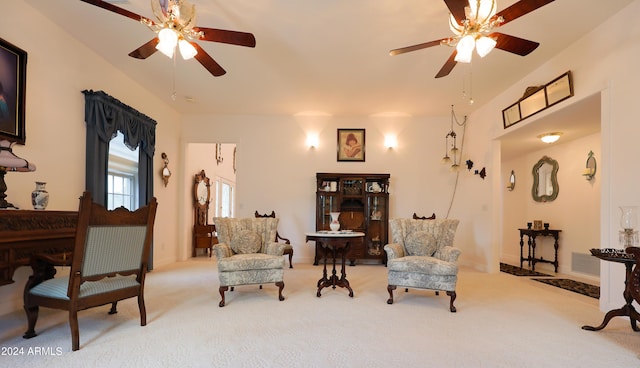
[306,134,319,148]
[583,150,596,181]
[161,152,171,187]
[384,135,397,149]
[507,170,516,191]
[215,144,223,165]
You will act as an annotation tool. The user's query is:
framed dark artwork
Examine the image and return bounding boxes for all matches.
[337,129,365,162]
[0,38,27,144]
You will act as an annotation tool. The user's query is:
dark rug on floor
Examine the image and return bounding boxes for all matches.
[532,278,600,299]
[500,263,552,277]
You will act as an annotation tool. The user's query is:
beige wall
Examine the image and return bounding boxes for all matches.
[0,2,182,314]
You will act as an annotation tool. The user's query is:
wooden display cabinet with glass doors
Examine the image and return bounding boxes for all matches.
[314,173,390,265]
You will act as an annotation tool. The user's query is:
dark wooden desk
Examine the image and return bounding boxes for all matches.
[305,231,364,298]
[519,228,561,272]
[0,210,77,286]
[582,249,639,332]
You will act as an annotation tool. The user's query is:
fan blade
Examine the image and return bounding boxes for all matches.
[444,0,470,25]
[389,38,452,56]
[193,27,256,48]
[435,51,458,78]
[491,33,539,56]
[191,43,226,77]
[496,0,555,26]
[128,38,160,59]
[80,0,153,24]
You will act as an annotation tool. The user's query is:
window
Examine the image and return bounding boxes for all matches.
[214,176,235,218]
[108,132,139,210]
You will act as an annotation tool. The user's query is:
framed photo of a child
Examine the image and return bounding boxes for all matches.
[337,129,365,162]
[0,37,27,144]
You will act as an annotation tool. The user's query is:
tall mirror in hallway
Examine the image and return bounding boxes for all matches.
[532,156,559,202]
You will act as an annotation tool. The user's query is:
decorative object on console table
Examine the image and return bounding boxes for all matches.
[0,37,27,144]
[337,129,365,162]
[0,140,36,209]
[31,181,48,210]
[330,212,341,231]
[619,206,639,249]
[314,173,390,265]
[533,220,543,230]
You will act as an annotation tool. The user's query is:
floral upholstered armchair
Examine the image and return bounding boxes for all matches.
[384,218,461,312]
[212,217,286,307]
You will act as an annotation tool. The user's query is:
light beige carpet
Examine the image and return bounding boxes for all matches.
[1,258,639,367]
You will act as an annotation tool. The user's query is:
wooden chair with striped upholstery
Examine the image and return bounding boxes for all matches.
[22,191,157,351]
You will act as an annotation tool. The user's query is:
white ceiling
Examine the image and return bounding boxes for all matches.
[24,0,632,121]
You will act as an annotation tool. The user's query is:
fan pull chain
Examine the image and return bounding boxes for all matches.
[171,52,177,101]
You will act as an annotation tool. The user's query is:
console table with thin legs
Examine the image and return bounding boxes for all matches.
[582,249,640,332]
[519,228,561,272]
[305,231,365,298]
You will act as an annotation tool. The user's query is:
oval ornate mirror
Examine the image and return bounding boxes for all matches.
[531,156,559,202]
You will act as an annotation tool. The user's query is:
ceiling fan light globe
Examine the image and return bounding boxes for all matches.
[468,0,497,24]
[156,28,178,58]
[454,35,475,63]
[475,36,496,57]
[178,39,198,60]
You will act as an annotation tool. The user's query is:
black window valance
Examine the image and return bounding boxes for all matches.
[82,89,156,157]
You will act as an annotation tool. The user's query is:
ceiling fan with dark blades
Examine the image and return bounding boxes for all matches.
[390,0,555,78]
[80,0,256,77]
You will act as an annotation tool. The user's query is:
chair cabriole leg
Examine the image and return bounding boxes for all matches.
[219,286,228,307]
[387,285,396,304]
[276,281,285,301]
[447,290,457,313]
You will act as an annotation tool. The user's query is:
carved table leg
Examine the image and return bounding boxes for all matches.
[530,236,538,271]
[583,263,640,331]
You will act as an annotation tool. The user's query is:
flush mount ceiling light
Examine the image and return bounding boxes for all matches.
[538,132,562,144]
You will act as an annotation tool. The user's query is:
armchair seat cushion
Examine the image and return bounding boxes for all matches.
[29,275,139,300]
[387,256,457,276]
[218,253,285,272]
